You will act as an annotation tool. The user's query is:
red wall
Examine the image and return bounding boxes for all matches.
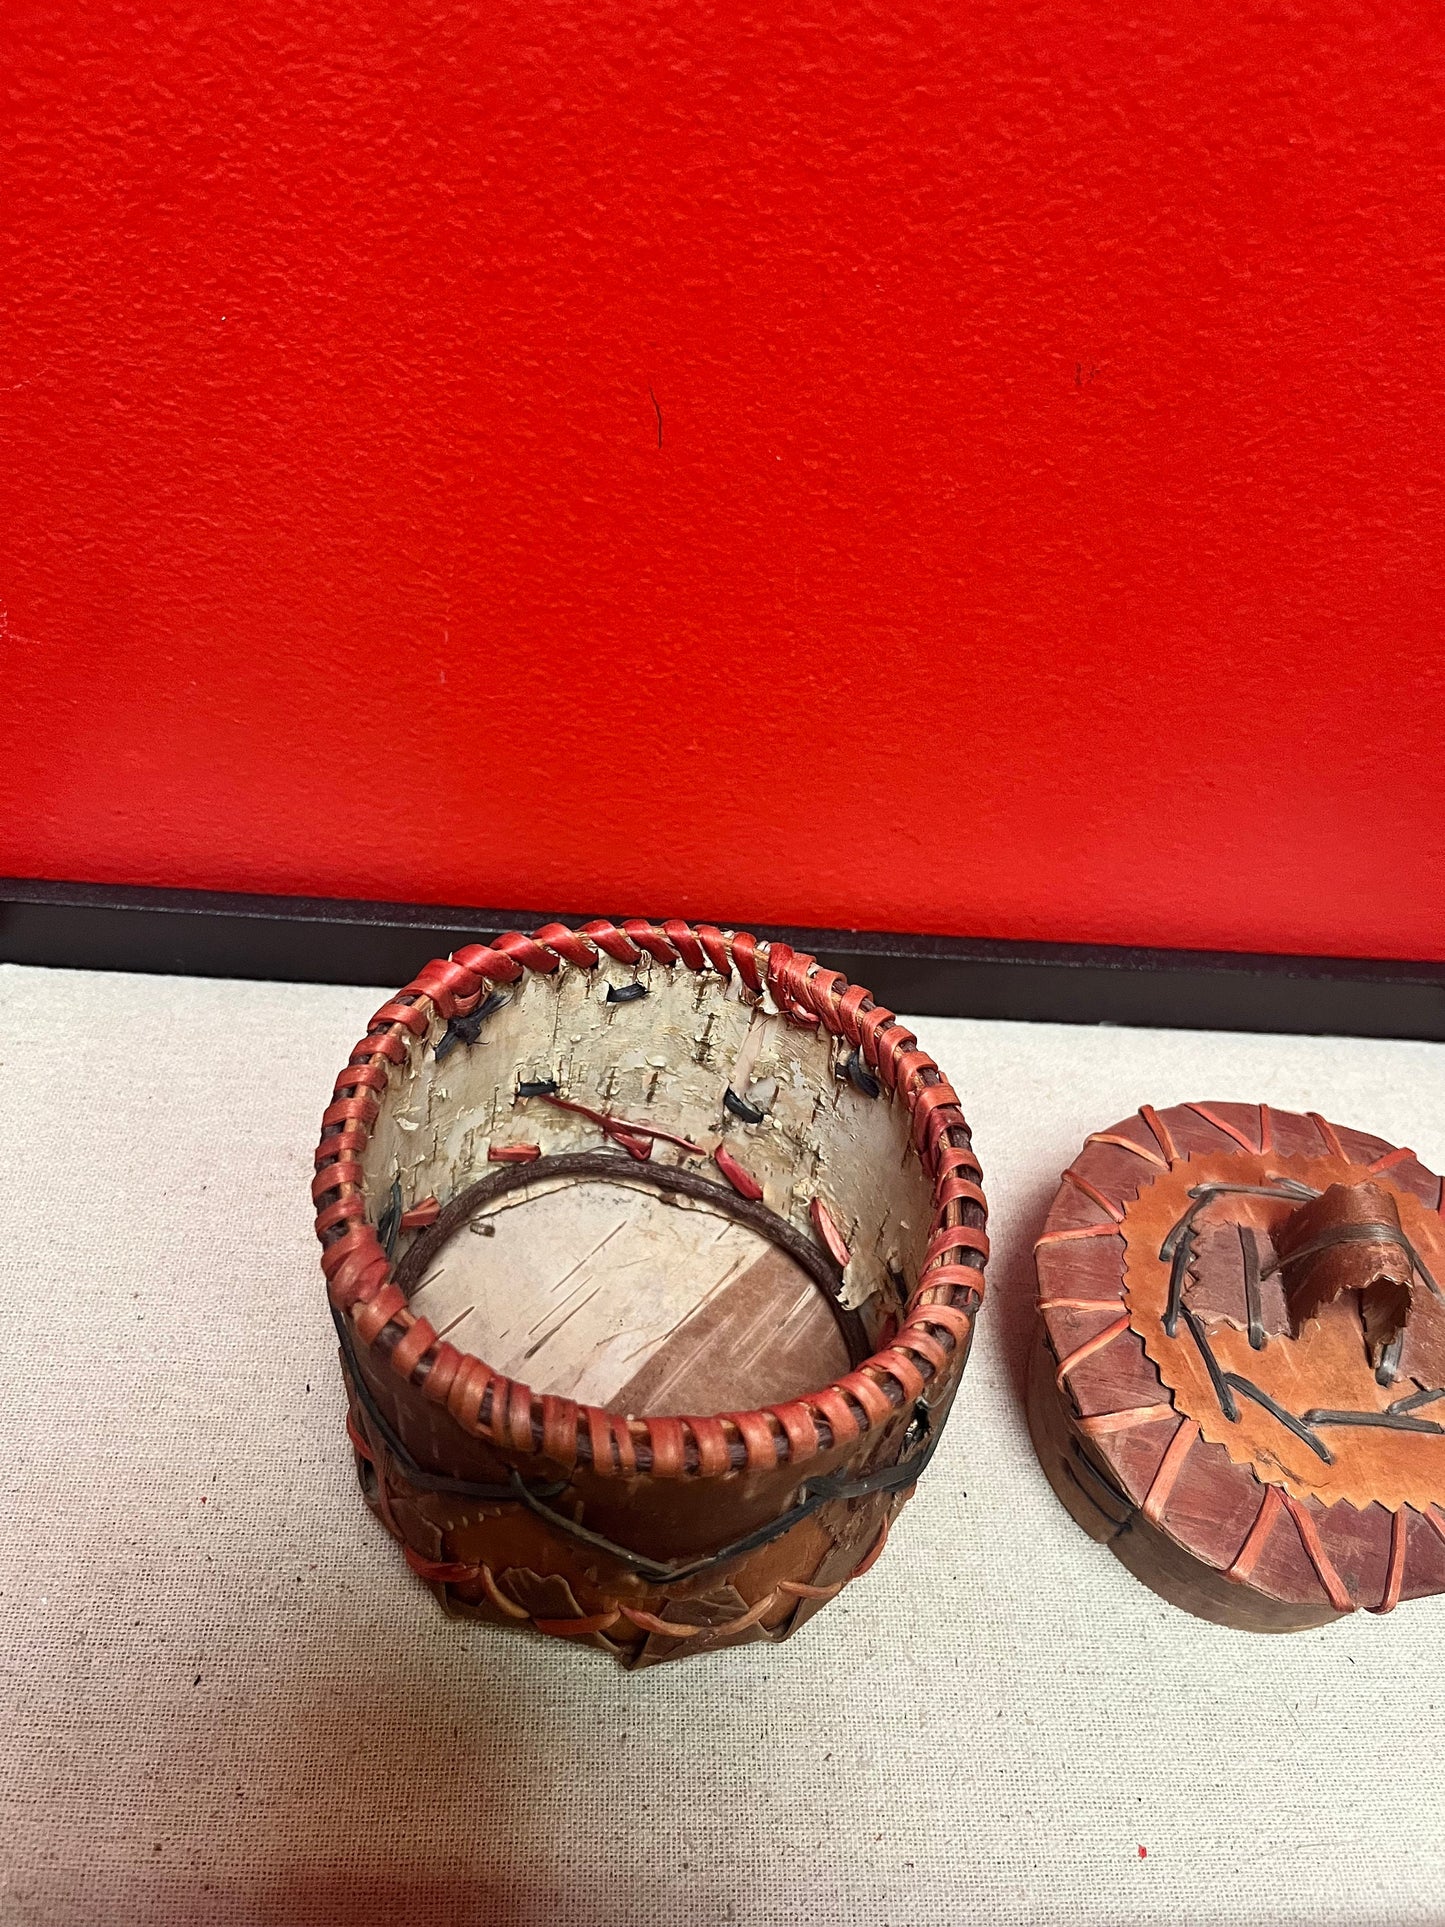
[3,2,1442,958]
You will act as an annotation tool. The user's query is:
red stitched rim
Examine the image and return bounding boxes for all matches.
[313,919,989,1479]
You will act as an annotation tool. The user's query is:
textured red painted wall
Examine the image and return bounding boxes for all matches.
[2,2,1442,957]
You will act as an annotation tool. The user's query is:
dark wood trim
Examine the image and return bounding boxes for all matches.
[2,878,1443,1039]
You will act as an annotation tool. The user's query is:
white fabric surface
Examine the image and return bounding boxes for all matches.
[1,962,1442,1927]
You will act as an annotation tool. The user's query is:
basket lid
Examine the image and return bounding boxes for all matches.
[1035,1103,1445,1616]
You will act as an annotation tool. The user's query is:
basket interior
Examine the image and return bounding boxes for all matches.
[363,951,934,1418]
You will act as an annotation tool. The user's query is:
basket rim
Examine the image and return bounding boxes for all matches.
[313,917,988,1480]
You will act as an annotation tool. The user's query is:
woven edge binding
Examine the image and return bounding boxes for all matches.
[312,919,988,1479]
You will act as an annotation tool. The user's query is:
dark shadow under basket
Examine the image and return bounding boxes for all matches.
[313,918,988,1666]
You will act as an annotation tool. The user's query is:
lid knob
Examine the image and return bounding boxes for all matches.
[1274,1181,1416,1382]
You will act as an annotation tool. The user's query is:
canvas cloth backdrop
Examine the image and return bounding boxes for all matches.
[0,962,1441,1927]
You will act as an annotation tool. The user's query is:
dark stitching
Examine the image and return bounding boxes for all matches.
[723,1087,765,1123]
[1376,1329,1406,1387]
[1163,1225,1194,1337]
[507,1414,944,1586]
[899,1399,931,1457]
[377,1174,403,1261]
[434,990,509,1062]
[1389,1384,1445,1414]
[1064,1444,1135,1533]
[1180,1305,1239,1421]
[839,1047,880,1099]
[1301,1406,1445,1436]
[1240,1223,1265,1350]
[1222,1375,1333,1463]
[1415,1244,1443,1297]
